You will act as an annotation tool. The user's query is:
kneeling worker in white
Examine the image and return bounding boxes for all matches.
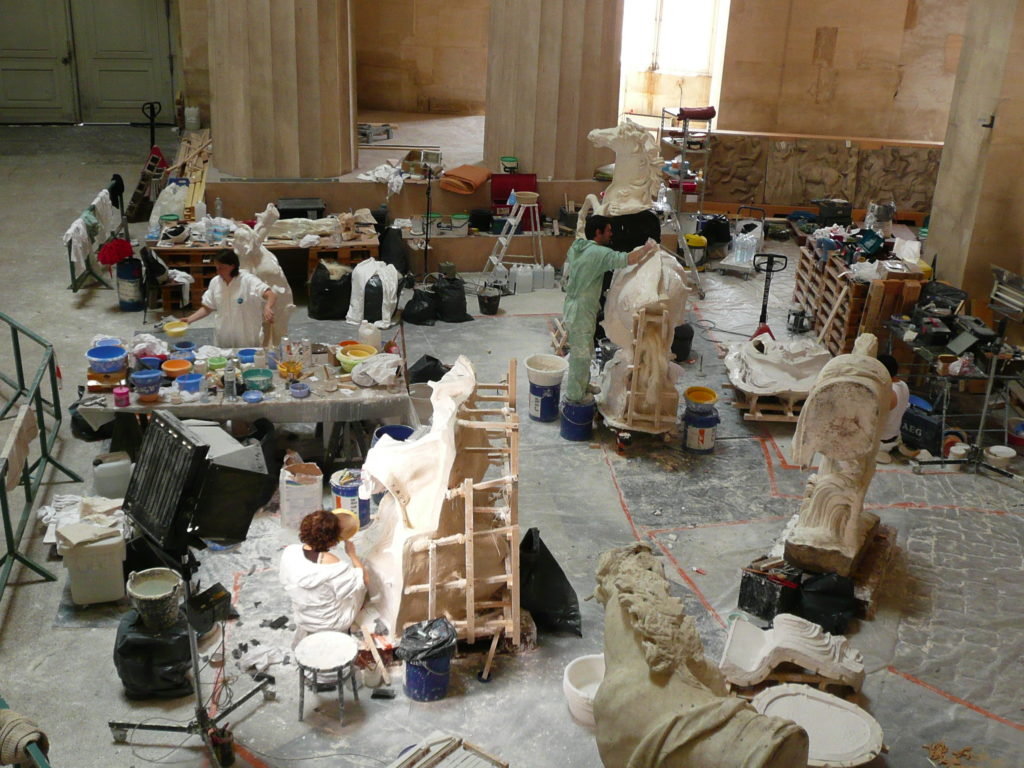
[279,509,367,646]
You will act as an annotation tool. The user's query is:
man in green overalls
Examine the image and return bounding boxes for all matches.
[562,215,648,402]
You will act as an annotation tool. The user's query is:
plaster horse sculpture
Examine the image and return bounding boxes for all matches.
[358,356,520,647]
[233,203,295,349]
[575,118,663,237]
[598,247,691,436]
[594,543,809,768]
[783,333,890,577]
[718,613,865,692]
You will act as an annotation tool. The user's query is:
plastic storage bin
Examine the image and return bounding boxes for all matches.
[59,534,126,605]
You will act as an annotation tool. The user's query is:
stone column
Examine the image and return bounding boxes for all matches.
[925,0,1024,298]
[209,0,356,178]
[484,0,623,180]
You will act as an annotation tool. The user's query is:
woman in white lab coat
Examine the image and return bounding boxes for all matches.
[183,251,277,348]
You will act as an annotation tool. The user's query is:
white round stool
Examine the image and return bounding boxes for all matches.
[295,631,359,722]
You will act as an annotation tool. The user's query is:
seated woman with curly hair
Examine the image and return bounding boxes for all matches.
[279,509,368,644]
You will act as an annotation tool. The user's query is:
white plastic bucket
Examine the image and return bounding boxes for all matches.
[563,654,604,727]
[409,382,433,425]
[525,354,568,387]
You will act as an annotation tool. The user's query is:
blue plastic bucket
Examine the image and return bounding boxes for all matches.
[404,653,453,702]
[371,424,415,448]
[176,372,203,393]
[87,345,127,373]
[238,348,257,364]
[173,340,196,353]
[560,400,596,441]
[131,369,162,396]
[683,406,719,454]
[529,382,560,422]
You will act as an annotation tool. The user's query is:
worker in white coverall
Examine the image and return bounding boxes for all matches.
[183,250,278,348]
[562,215,649,402]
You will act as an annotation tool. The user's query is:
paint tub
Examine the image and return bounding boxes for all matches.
[409,383,433,425]
[173,340,196,353]
[207,356,227,371]
[176,372,203,393]
[137,356,163,370]
[58,532,126,606]
[948,443,970,469]
[525,354,568,422]
[126,567,183,631]
[163,320,188,338]
[237,348,258,364]
[113,385,130,407]
[426,212,443,236]
[683,406,719,454]
[563,654,604,727]
[404,653,453,702]
[560,399,596,441]
[86,345,127,373]
[331,470,361,515]
[162,359,192,378]
[450,213,470,236]
[242,368,274,392]
[985,445,1015,469]
[683,386,718,413]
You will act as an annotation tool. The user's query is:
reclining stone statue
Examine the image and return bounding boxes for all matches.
[594,543,808,768]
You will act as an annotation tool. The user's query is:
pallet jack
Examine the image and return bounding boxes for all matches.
[750,253,788,339]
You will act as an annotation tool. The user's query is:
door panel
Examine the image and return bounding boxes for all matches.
[71,0,173,123]
[0,0,77,122]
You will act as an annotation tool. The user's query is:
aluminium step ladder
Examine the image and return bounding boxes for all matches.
[671,213,706,299]
[483,191,545,275]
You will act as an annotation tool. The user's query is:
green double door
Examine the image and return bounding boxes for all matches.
[0,0,173,123]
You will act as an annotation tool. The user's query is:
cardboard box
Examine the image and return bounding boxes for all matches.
[280,461,323,528]
[401,150,443,177]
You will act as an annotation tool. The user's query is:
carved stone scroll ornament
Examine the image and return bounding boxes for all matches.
[784,334,889,577]
[719,613,865,691]
[593,544,809,768]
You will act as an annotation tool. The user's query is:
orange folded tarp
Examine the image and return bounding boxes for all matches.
[439,165,492,195]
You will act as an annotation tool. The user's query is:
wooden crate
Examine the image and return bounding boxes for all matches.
[729,385,805,423]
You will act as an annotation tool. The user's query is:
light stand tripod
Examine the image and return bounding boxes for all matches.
[108,546,273,766]
[421,166,433,279]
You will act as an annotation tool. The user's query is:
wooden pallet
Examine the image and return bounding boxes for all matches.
[729,385,805,422]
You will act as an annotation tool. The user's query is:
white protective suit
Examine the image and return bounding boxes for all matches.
[200,272,271,348]
[278,544,366,635]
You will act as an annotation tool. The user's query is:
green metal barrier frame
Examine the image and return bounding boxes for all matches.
[0,312,81,597]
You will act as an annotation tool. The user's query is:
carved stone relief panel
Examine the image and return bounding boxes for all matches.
[765,139,858,207]
[706,134,768,204]
[854,146,942,212]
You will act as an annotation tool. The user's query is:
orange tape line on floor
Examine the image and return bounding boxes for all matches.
[886,665,1024,732]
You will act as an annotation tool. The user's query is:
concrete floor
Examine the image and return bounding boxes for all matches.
[1,122,1022,767]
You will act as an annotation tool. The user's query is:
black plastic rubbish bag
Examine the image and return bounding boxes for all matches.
[408,355,450,384]
[363,274,384,324]
[519,527,582,636]
[435,275,474,323]
[308,263,352,320]
[795,572,857,634]
[70,385,114,441]
[403,288,438,326]
[395,617,458,663]
[379,226,409,273]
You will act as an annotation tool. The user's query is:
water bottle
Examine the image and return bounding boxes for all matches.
[543,263,556,289]
[214,197,224,219]
[253,349,267,369]
[224,359,237,402]
[358,321,381,350]
[532,263,544,290]
[300,338,313,368]
[194,199,207,221]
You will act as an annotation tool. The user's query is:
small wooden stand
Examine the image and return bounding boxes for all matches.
[729,385,805,423]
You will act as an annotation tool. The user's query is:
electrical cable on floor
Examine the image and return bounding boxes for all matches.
[126,717,200,765]
[693,317,750,341]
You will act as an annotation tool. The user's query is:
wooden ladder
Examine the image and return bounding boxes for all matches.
[125,151,164,222]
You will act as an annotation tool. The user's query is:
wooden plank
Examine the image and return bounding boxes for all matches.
[464,478,476,644]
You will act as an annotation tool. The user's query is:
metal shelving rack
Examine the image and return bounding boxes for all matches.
[658,107,713,215]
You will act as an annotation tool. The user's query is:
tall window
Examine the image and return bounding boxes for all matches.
[621,0,719,77]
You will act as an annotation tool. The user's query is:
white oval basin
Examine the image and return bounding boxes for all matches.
[752,683,883,767]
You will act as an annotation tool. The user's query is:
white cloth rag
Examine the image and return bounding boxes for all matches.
[63,218,92,266]
[91,188,117,233]
[167,269,195,304]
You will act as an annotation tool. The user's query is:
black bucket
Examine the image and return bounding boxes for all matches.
[478,291,500,315]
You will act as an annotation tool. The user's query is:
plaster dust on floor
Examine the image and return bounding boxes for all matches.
[0,123,1023,767]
